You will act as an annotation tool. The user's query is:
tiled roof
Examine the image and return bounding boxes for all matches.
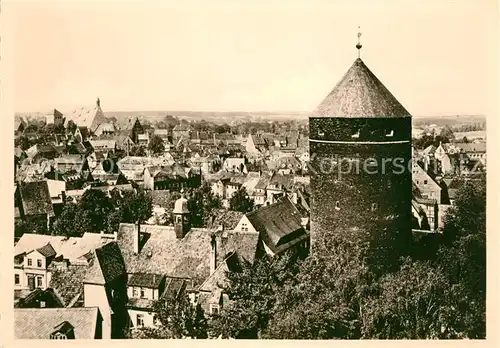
[18,181,54,217]
[173,124,192,132]
[456,142,486,153]
[84,242,126,285]
[15,232,115,263]
[128,273,164,289]
[207,209,244,230]
[245,196,307,254]
[65,104,107,132]
[89,139,116,149]
[14,307,100,339]
[48,263,88,307]
[162,277,186,300]
[117,223,259,288]
[313,58,412,118]
[127,297,155,310]
[37,243,57,258]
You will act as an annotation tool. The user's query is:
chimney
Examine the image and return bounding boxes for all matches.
[210,234,217,275]
[133,222,140,254]
[113,231,118,241]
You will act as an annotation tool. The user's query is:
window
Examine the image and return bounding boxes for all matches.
[318,129,325,137]
[27,258,32,266]
[50,333,67,340]
[140,288,145,298]
[424,180,428,184]
[37,276,43,288]
[133,287,138,297]
[351,129,360,138]
[210,304,220,315]
[371,203,378,212]
[37,259,42,268]
[136,314,144,327]
[40,301,46,308]
[335,201,340,210]
[385,129,394,137]
[153,316,158,326]
[241,223,248,232]
[15,274,20,284]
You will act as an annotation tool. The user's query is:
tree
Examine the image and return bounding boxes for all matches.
[118,189,153,224]
[229,188,254,213]
[185,184,222,227]
[130,145,146,156]
[361,259,465,339]
[78,189,113,232]
[148,135,165,155]
[15,135,31,151]
[462,136,469,143]
[52,203,91,237]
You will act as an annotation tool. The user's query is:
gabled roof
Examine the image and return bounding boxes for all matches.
[14,307,100,339]
[18,181,54,217]
[49,263,89,307]
[245,196,308,254]
[65,104,107,132]
[84,242,126,285]
[313,58,412,118]
[128,273,164,289]
[116,223,259,288]
[36,243,57,258]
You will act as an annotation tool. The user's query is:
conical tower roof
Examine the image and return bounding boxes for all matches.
[313,58,411,118]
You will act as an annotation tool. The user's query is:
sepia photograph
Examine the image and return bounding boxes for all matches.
[2,0,497,342]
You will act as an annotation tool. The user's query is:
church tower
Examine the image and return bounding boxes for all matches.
[309,33,412,267]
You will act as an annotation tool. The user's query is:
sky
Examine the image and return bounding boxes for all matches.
[10,0,499,116]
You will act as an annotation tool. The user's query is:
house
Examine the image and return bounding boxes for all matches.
[15,114,27,134]
[93,123,116,137]
[126,274,185,329]
[116,196,261,315]
[64,98,108,134]
[14,307,103,339]
[89,139,117,153]
[54,155,89,176]
[245,134,269,154]
[172,124,192,143]
[266,173,295,205]
[412,161,443,204]
[267,156,302,175]
[222,157,247,173]
[83,242,128,339]
[455,142,486,164]
[412,182,440,231]
[233,196,310,256]
[45,108,65,126]
[74,126,90,143]
[143,164,201,191]
[26,144,59,160]
[14,232,116,291]
[16,180,55,231]
[14,287,65,309]
[137,133,150,147]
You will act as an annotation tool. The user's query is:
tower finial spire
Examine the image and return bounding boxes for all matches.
[356,26,362,59]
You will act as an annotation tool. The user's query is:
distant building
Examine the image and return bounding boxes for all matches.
[45,109,64,126]
[172,124,192,144]
[64,98,108,134]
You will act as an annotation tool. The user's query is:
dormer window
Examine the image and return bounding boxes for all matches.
[318,129,325,138]
[385,129,394,137]
[351,129,360,138]
[210,304,220,315]
[371,203,378,212]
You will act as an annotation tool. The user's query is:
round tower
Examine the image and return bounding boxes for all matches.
[309,44,412,268]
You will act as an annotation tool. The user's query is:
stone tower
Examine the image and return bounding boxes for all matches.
[309,54,412,266]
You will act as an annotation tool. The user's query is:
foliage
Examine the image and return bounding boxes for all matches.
[130,145,146,156]
[210,174,486,339]
[52,203,92,237]
[15,136,31,151]
[78,189,113,232]
[186,184,222,227]
[229,188,254,213]
[148,135,165,155]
